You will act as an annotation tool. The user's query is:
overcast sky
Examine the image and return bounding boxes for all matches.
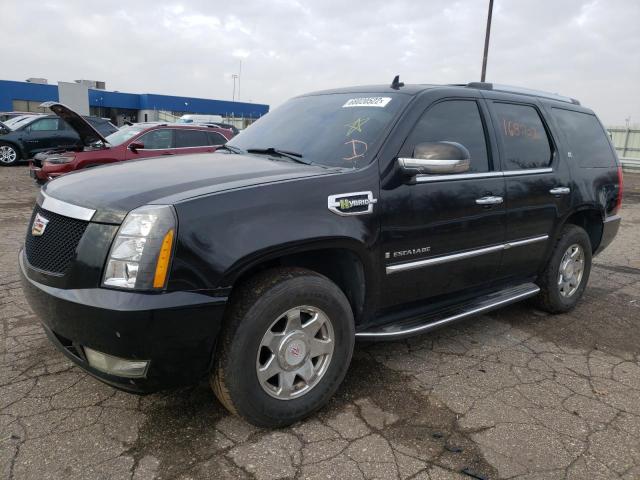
[4,0,639,125]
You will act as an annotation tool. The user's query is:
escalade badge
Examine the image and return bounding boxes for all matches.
[31,213,49,236]
[328,191,377,216]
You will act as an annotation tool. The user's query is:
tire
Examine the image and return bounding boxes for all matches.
[0,142,20,166]
[211,267,355,427]
[534,224,592,313]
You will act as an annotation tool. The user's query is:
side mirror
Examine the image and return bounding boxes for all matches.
[128,141,144,152]
[398,141,470,175]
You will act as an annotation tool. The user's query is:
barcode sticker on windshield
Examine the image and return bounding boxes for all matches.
[342,97,392,108]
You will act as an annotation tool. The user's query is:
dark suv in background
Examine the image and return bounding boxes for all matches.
[20,80,622,427]
[0,111,116,166]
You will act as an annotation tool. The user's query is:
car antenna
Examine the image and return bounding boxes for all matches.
[390,75,404,90]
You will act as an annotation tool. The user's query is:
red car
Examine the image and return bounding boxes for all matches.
[30,103,234,183]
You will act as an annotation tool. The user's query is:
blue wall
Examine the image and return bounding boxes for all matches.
[88,89,140,110]
[139,94,268,118]
[0,80,58,110]
[0,79,269,117]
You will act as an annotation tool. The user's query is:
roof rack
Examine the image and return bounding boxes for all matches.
[466,82,580,105]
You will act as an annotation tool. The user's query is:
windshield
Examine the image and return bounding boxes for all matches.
[228,92,410,168]
[104,125,147,146]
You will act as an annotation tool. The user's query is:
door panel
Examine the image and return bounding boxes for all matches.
[379,98,506,309]
[486,99,572,281]
[21,118,61,156]
[56,120,82,150]
[381,176,506,307]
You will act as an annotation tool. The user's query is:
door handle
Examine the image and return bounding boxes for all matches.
[549,187,570,195]
[162,152,175,155]
[475,196,504,205]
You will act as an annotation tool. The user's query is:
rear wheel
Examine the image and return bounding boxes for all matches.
[211,267,355,427]
[534,225,592,313]
[0,143,20,166]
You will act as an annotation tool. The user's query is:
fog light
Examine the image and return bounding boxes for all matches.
[84,347,149,378]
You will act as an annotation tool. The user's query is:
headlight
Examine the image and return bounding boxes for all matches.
[103,205,177,290]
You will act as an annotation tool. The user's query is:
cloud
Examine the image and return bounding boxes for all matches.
[3,0,638,124]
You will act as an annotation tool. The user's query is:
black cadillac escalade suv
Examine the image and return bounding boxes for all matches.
[20,81,622,427]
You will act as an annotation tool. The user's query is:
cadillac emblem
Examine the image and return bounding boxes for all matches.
[31,213,49,236]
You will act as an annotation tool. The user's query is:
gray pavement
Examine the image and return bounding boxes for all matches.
[1,165,639,480]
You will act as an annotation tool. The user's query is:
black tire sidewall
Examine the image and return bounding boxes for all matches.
[543,226,592,311]
[220,272,354,426]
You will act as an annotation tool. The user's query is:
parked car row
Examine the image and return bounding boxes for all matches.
[0,103,237,183]
[0,110,117,166]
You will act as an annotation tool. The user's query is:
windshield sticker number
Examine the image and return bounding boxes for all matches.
[342,97,392,108]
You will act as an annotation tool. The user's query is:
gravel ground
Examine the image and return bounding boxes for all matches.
[1,165,639,480]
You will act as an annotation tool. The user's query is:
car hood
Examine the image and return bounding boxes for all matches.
[42,152,338,223]
[40,101,108,146]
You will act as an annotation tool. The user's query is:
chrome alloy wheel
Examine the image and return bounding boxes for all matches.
[0,145,17,164]
[558,243,585,298]
[256,306,335,400]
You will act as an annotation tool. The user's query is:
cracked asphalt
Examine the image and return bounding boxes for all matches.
[2,165,639,480]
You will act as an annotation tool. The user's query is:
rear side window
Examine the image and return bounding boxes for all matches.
[207,131,227,145]
[551,108,615,167]
[493,103,552,170]
[175,129,208,148]
[29,118,60,131]
[404,100,490,172]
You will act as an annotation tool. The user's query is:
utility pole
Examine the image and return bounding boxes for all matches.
[481,0,494,82]
[232,74,239,101]
[238,60,242,101]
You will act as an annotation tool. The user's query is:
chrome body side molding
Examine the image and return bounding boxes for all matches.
[386,235,549,274]
[38,191,96,221]
[414,168,553,183]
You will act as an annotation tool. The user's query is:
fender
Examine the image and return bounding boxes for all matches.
[220,235,376,286]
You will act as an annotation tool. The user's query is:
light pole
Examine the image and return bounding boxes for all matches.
[481,0,494,82]
[232,74,239,101]
[238,60,242,101]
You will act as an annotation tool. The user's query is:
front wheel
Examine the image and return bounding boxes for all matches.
[0,143,20,166]
[534,224,592,313]
[211,268,355,427]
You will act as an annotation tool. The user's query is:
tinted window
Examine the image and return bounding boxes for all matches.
[229,93,410,168]
[175,129,209,148]
[551,108,615,167]
[493,103,552,170]
[29,118,59,131]
[207,131,227,145]
[404,100,489,172]
[138,129,174,149]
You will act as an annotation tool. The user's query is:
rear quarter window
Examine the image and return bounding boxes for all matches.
[551,108,616,168]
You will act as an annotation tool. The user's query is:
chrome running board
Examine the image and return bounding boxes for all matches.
[355,283,540,340]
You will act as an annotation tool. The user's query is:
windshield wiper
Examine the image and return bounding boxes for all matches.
[217,144,245,154]
[246,147,312,165]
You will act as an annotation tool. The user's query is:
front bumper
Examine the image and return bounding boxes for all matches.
[595,214,621,255]
[20,251,227,393]
[29,161,69,182]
